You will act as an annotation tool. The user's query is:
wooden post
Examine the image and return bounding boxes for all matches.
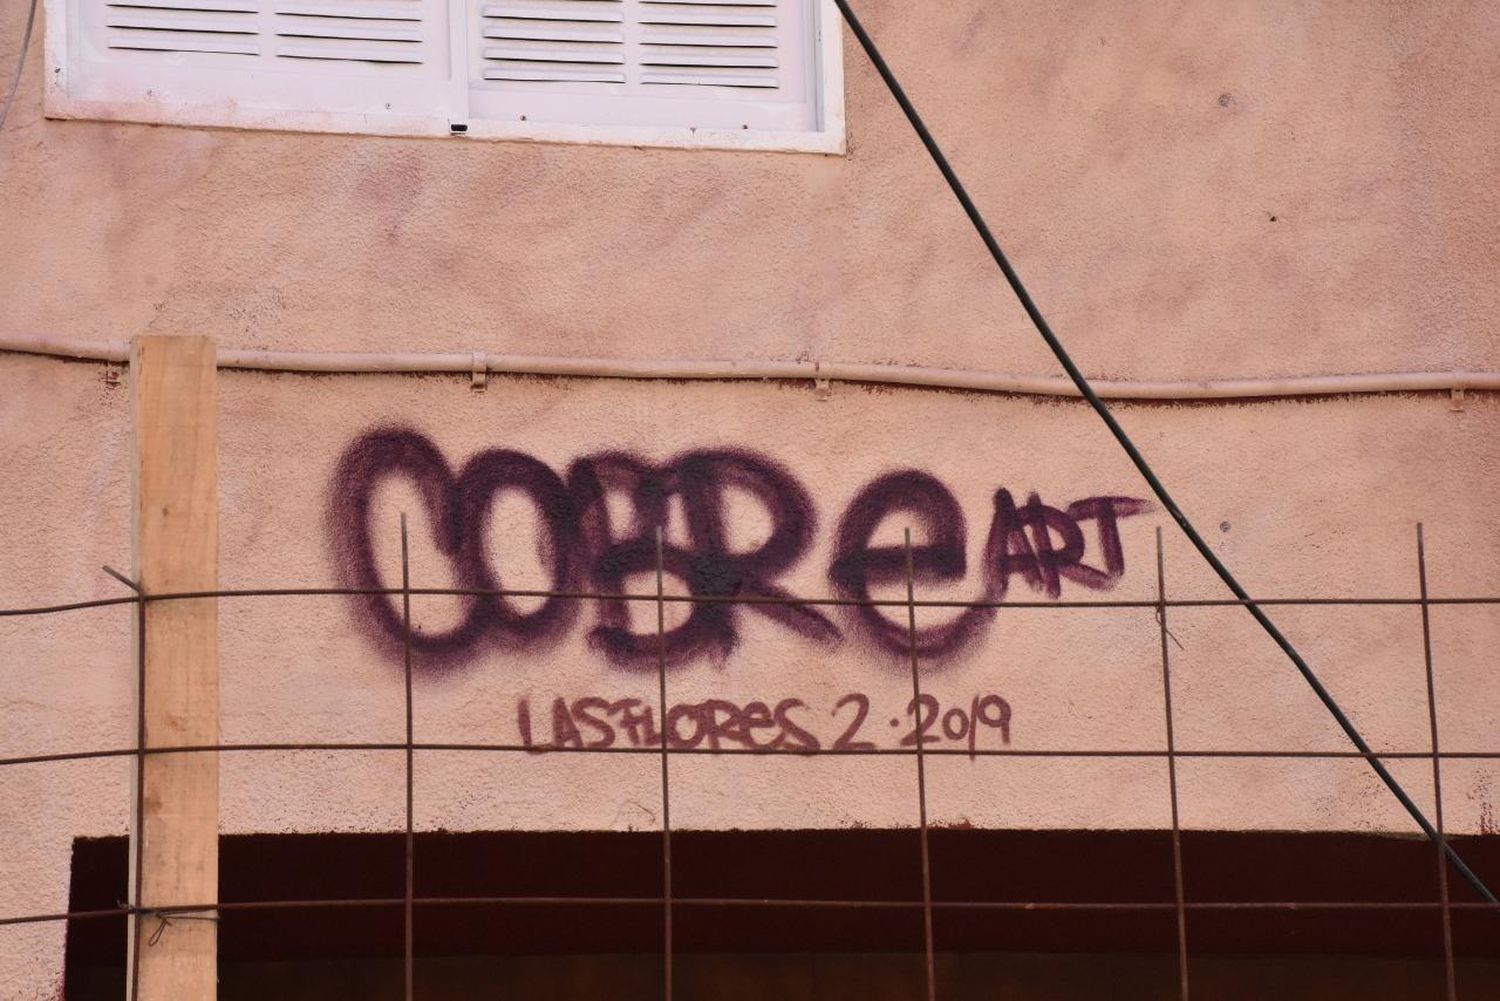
[128,335,219,1000]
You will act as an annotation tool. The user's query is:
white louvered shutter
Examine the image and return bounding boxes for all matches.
[62,0,461,125]
[49,0,841,148]
[467,0,828,134]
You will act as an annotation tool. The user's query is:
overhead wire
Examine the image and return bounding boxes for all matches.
[830,0,1497,905]
[0,0,38,132]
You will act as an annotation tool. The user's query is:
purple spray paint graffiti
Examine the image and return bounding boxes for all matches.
[568,449,840,669]
[327,427,1150,672]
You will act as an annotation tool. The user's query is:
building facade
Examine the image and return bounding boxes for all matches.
[2,1,1499,997]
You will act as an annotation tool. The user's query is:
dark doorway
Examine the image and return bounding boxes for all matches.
[65,829,1500,999]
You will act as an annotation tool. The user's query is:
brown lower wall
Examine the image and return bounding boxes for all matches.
[61,830,1500,998]
[64,952,1500,1001]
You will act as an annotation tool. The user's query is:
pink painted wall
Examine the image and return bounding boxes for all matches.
[2,2,1498,377]
[1,2,1498,997]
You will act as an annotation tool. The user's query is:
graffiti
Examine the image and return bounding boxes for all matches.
[518,691,1013,755]
[328,428,1150,672]
[569,450,840,669]
[329,428,579,663]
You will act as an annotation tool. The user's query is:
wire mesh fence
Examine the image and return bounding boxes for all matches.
[1,521,1497,1001]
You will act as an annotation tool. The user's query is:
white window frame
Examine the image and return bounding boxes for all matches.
[42,0,846,154]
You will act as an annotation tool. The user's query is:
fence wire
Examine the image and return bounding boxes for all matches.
[0,523,1496,1001]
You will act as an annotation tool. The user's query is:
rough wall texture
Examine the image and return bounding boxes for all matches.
[2,2,1499,376]
[1,1,1499,998]
[3,362,1499,996]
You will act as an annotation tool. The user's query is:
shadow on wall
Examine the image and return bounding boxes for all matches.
[63,829,1500,1000]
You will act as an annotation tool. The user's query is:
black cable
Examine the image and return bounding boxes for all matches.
[0,0,39,132]
[831,0,1497,906]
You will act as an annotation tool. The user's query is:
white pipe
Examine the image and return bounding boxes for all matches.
[3,332,1497,402]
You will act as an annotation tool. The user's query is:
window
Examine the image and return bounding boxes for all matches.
[43,0,845,152]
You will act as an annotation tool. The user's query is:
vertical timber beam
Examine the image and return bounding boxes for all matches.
[127,335,219,1000]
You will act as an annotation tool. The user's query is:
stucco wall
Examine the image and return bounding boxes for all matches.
[3,359,1499,995]
[1,2,1499,377]
[2,1,1499,998]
